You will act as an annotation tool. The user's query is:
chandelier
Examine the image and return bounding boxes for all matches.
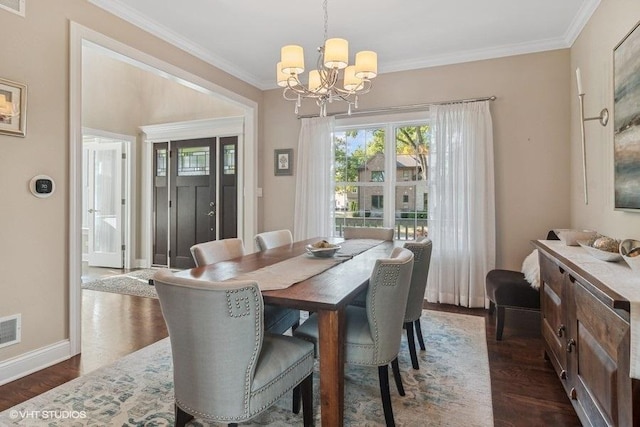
[276,0,377,117]
[0,94,19,121]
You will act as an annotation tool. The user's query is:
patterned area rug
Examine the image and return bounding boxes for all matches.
[82,269,159,299]
[0,311,493,426]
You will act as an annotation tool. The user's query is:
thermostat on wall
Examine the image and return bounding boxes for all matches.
[29,175,55,198]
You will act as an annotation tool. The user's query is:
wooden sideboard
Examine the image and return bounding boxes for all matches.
[533,240,640,426]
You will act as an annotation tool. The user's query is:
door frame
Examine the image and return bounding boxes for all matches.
[83,127,135,270]
[69,23,258,356]
[140,117,244,268]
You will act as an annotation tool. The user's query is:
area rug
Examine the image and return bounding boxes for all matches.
[0,311,493,426]
[82,269,159,299]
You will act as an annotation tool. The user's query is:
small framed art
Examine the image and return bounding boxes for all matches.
[0,78,27,137]
[274,148,293,176]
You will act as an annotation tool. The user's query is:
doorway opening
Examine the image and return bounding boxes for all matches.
[70,22,258,357]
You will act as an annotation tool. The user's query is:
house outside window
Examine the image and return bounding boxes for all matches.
[333,118,430,239]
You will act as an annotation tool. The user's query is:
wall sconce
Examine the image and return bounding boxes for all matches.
[576,67,609,205]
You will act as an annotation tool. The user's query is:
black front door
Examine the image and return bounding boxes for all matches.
[152,136,239,268]
[169,138,216,268]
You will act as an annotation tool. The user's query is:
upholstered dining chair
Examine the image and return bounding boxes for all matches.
[254,229,293,251]
[343,226,394,241]
[401,237,433,370]
[294,247,414,427]
[190,238,245,267]
[346,226,395,308]
[153,269,314,427]
[189,238,300,335]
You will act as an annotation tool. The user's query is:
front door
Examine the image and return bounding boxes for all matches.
[152,137,239,268]
[170,138,216,268]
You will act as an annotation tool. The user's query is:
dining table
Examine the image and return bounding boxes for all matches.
[174,236,398,427]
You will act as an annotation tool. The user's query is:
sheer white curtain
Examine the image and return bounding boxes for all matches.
[293,117,335,240]
[426,101,495,308]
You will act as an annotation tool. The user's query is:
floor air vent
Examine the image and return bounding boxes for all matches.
[0,314,21,349]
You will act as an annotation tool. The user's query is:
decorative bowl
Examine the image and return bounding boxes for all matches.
[619,239,640,272]
[577,240,623,262]
[554,229,598,246]
[306,243,341,258]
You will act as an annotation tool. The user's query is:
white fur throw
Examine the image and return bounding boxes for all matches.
[522,249,540,290]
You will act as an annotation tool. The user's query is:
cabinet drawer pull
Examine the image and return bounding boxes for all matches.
[560,370,567,380]
[567,338,576,353]
[558,266,565,274]
[556,324,566,337]
[569,275,576,283]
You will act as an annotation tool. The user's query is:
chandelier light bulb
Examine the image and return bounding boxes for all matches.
[276,62,289,87]
[355,51,378,79]
[343,66,362,91]
[309,70,327,94]
[281,45,305,75]
[323,38,348,69]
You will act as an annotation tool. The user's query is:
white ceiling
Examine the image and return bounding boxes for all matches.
[89,0,600,90]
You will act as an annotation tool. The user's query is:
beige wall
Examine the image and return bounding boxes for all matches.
[570,0,640,239]
[262,50,572,270]
[0,0,261,363]
[83,49,244,134]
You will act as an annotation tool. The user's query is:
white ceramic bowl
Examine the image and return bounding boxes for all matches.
[305,244,341,258]
[577,240,623,262]
[554,229,598,246]
[619,239,640,272]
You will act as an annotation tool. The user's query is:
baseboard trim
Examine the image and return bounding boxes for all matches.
[0,340,71,386]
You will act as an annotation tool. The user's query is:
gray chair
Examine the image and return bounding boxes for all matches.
[189,238,300,335]
[401,238,433,370]
[343,226,394,241]
[190,238,245,266]
[346,227,395,307]
[254,229,293,251]
[153,269,314,427]
[294,247,414,427]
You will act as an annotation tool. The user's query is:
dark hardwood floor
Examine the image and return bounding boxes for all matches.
[0,281,580,426]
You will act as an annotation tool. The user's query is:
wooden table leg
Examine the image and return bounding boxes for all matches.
[317,308,345,427]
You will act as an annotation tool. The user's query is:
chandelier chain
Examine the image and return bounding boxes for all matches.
[323,0,328,41]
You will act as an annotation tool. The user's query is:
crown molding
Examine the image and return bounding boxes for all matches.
[563,0,601,46]
[88,0,265,89]
[380,36,573,77]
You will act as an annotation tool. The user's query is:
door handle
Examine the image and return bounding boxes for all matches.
[88,208,101,213]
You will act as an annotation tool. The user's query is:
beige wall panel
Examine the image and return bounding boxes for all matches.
[570,0,640,239]
[262,50,572,270]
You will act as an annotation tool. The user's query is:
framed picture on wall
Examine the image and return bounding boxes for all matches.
[274,148,293,176]
[0,78,27,137]
[613,20,640,210]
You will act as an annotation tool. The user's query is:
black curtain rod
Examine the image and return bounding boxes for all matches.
[296,95,497,119]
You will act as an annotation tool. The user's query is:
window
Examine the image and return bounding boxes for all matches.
[156,149,167,177]
[371,171,384,182]
[333,120,431,240]
[177,146,209,176]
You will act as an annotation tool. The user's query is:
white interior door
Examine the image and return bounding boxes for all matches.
[86,141,123,268]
